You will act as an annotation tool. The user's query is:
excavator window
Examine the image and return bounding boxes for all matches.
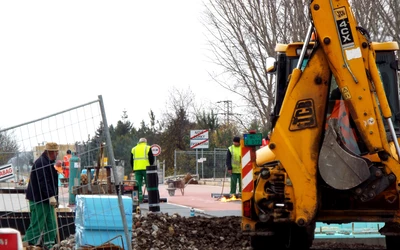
[271,44,400,141]
[326,81,365,155]
[375,50,400,135]
[270,52,310,128]
[324,49,400,154]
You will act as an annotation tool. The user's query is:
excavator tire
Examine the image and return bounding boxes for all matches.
[250,223,315,250]
[250,235,281,250]
[385,236,400,250]
[279,223,315,249]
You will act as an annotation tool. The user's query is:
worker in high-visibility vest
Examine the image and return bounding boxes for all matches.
[130,138,154,202]
[226,136,242,196]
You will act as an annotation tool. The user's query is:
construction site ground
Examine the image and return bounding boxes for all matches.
[143,179,385,247]
[2,178,386,248]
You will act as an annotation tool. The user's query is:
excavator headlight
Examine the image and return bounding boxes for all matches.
[266,57,277,73]
[260,168,270,179]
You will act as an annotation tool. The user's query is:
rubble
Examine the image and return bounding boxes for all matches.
[132,213,249,250]
[51,213,385,250]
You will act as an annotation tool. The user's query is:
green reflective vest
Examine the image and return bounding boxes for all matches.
[229,145,241,174]
[131,143,150,171]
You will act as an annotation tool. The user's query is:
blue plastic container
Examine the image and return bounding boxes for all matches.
[75,195,132,230]
[75,228,131,250]
[81,169,95,178]
[190,208,195,217]
[75,195,133,249]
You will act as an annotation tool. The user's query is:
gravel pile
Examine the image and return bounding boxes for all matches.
[53,213,385,250]
[132,213,250,250]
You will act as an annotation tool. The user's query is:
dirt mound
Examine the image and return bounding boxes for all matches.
[132,213,249,250]
[54,213,384,250]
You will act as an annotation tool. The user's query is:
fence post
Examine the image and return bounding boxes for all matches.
[213,148,216,179]
[163,160,166,184]
[196,149,199,177]
[99,95,132,250]
[174,150,177,178]
[201,149,204,179]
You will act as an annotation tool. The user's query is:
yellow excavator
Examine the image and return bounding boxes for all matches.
[241,0,400,249]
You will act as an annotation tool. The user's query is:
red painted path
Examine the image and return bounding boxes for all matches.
[158,184,241,213]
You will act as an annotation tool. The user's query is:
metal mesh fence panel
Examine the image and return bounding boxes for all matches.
[0,95,132,250]
[174,148,227,179]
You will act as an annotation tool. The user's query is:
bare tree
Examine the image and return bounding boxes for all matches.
[351,0,400,42]
[203,0,399,132]
[159,87,197,171]
[203,0,309,132]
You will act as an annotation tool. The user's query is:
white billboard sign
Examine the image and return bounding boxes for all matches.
[190,130,209,140]
[190,129,209,149]
[190,140,209,149]
[0,164,14,182]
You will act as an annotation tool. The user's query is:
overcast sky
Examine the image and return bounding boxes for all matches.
[0,1,236,130]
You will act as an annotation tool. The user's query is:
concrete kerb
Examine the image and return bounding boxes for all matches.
[313,237,385,246]
[163,176,227,186]
[139,202,210,217]
[197,178,228,186]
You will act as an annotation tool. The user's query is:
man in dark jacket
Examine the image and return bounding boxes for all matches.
[23,142,60,249]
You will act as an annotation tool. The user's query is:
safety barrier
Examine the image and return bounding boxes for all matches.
[174,149,227,179]
[0,95,132,250]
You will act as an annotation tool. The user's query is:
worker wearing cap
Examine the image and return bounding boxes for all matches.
[226,136,242,195]
[23,142,60,249]
[130,138,154,202]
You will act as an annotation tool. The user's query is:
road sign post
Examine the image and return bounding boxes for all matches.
[196,149,198,177]
[151,144,161,164]
[190,130,209,179]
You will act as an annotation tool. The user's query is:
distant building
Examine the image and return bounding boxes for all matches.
[33,144,76,161]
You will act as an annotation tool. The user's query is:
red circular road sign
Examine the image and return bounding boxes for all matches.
[151,144,161,156]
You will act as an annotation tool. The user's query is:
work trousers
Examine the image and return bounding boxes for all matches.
[63,168,70,178]
[23,201,56,248]
[135,170,147,202]
[230,173,242,194]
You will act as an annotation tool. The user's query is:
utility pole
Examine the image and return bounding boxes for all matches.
[217,100,233,124]
[122,109,128,122]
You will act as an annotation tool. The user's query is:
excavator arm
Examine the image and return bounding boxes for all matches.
[311,0,400,207]
[311,0,400,157]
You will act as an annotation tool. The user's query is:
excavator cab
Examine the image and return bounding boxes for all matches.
[269,42,400,137]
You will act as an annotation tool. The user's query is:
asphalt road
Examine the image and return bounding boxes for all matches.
[147,183,241,217]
